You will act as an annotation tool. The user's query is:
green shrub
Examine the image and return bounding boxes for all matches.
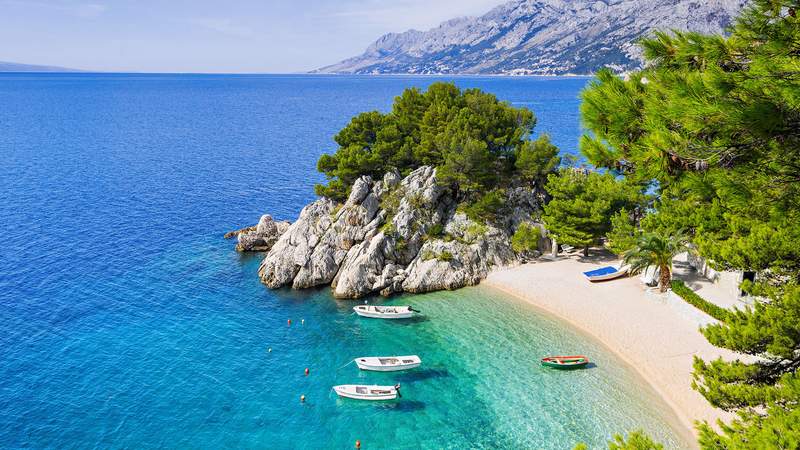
[608,430,664,450]
[437,251,454,262]
[395,236,407,253]
[380,187,402,216]
[420,249,454,262]
[380,221,396,235]
[314,179,348,201]
[407,193,425,209]
[463,189,505,223]
[671,280,730,322]
[465,222,488,237]
[511,223,541,254]
[458,221,489,244]
[575,430,663,450]
[424,223,445,241]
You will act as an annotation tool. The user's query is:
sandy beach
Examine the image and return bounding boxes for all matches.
[485,254,739,444]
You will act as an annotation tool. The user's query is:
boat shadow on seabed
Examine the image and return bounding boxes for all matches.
[376,400,427,412]
[393,315,429,325]
[392,368,451,382]
[334,397,427,412]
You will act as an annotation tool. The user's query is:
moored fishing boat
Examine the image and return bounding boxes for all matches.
[353,305,417,319]
[333,384,401,401]
[541,355,589,369]
[355,355,421,372]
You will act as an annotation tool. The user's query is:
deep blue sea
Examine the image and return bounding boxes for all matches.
[0,74,687,449]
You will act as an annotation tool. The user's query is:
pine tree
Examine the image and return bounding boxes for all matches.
[542,170,644,256]
[580,0,800,446]
[314,82,536,203]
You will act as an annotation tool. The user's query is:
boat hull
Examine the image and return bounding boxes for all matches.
[333,385,398,401]
[583,266,628,282]
[541,356,589,369]
[355,356,421,372]
[353,306,414,319]
[586,271,627,282]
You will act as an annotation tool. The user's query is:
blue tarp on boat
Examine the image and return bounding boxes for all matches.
[583,266,619,277]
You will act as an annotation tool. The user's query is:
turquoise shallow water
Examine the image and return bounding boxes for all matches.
[0,73,687,448]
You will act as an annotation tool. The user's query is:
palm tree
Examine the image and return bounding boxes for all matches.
[622,231,691,292]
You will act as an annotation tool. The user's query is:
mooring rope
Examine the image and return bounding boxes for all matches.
[335,359,355,371]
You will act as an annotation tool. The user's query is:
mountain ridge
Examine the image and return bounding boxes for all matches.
[316,0,747,75]
[0,61,82,73]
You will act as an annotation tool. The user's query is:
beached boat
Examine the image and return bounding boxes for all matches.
[333,384,401,401]
[355,355,421,372]
[353,305,417,319]
[541,355,589,369]
[583,266,628,282]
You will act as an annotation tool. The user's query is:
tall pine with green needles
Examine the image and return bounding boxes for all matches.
[580,0,800,447]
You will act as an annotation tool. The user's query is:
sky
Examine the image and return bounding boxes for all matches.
[0,0,504,73]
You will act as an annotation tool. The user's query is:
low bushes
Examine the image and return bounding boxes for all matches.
[670,280,730,322]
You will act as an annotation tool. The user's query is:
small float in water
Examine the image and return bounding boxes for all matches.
[353,305,417,319]
[583,266,628,282]
[541,355,590,369]
[333,384,401,401]
[355,355,421,372]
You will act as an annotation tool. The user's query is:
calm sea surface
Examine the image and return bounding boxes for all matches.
[0,74,686,448]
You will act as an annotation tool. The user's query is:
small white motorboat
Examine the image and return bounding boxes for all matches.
[353,305,417,319]
[355,355,422,372]
[333,384,401,401]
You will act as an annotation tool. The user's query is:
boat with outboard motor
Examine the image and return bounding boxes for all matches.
[333,384,402,400]
[353,305,418,319]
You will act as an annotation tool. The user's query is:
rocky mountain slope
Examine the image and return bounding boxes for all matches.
[237,166,550,299]
[0,61,81,72]
[316,0,746,75]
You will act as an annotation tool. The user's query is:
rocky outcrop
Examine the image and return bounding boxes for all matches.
[253,166,548,298]
[292,176,383,289]
[315,0,745,75]
[401,214,517,294]
[331,166,455,298]
[225,215,290,252]
[258,199,336,288]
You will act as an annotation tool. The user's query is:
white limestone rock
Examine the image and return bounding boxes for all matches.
[332,166,454,298]
[252,165,550,298]
[258,199,336,288]
[402,214,517,293]
[230,214,291,252]
[292,176,382,289]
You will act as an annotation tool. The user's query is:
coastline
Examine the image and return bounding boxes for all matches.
[483,256,739,447]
